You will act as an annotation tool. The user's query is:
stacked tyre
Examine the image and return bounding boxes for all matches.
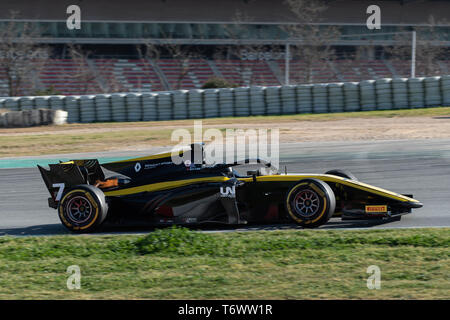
[424,76,442,107]
[407,77,425,108]
[375,78,393,110]
[187,90,204,119]
[392,78,409,109]
[343,82,360,111]
[312,83,328,113]
[111,93,127,122]
[203,89,220,118]
[79,95,96,123]
[19,97,35,111]
[173,90,189,120]
[65,96,80,123]
[328,83,344,113]
[234,87,250,117]
[360,80,376,111]
[95,94,112,122]
[296,84,313,114]
[442,75,450,107]
[249,86,266,115]
[126,93,143,121]
[35,96,51,110]
[5,97,20,111]
[281,85,297,114]
[218,88,234,117]
[265,86,281,115]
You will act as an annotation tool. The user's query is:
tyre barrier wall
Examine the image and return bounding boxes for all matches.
[0,109,68,127]
[1,75,449,124]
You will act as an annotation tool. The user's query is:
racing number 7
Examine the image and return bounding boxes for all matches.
[52,183,65,201]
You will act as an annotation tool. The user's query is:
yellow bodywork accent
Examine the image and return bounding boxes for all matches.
[103,173,418,203]
[238,174,419,203]
[59,161,75,165]
[106,149,189,164]
[104,176,229,196]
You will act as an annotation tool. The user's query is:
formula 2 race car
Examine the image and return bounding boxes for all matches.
[38,143,423,233]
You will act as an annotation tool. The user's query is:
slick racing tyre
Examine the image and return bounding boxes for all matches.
[325,169,358,181]
[285,179,336,228]
[58,185,108,233]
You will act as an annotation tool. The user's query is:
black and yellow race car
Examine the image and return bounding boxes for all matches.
[38,143,423,233]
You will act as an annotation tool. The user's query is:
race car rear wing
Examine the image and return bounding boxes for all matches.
[37,159,105,208]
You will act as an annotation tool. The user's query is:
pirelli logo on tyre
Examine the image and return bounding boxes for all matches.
[365,205,388,213]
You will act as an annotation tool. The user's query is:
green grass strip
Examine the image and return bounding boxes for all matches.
[0,227,448,299]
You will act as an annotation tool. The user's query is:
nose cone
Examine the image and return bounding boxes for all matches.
[410,201,423,208]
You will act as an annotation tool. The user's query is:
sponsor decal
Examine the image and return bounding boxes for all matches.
[365,205,387,213]
[183,159,201,171]
[144,161,172,170]
[220,185,236,198]
[134,162,142,172]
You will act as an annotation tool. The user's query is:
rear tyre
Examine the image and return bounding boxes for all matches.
[285,178,336,228]
[58,184,108,233]
[325,169,357,181]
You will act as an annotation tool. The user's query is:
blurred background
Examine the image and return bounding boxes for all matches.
[0,0,448,97]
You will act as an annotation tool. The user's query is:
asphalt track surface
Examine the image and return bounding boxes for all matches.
[1,139,450,236]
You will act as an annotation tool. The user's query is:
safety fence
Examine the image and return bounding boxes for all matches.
[1,75,449,123]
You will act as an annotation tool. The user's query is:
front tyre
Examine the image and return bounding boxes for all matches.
[58,185,108,233]
[285,178,336,228]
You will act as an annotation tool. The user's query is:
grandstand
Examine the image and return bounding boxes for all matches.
[0,0,449,96]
